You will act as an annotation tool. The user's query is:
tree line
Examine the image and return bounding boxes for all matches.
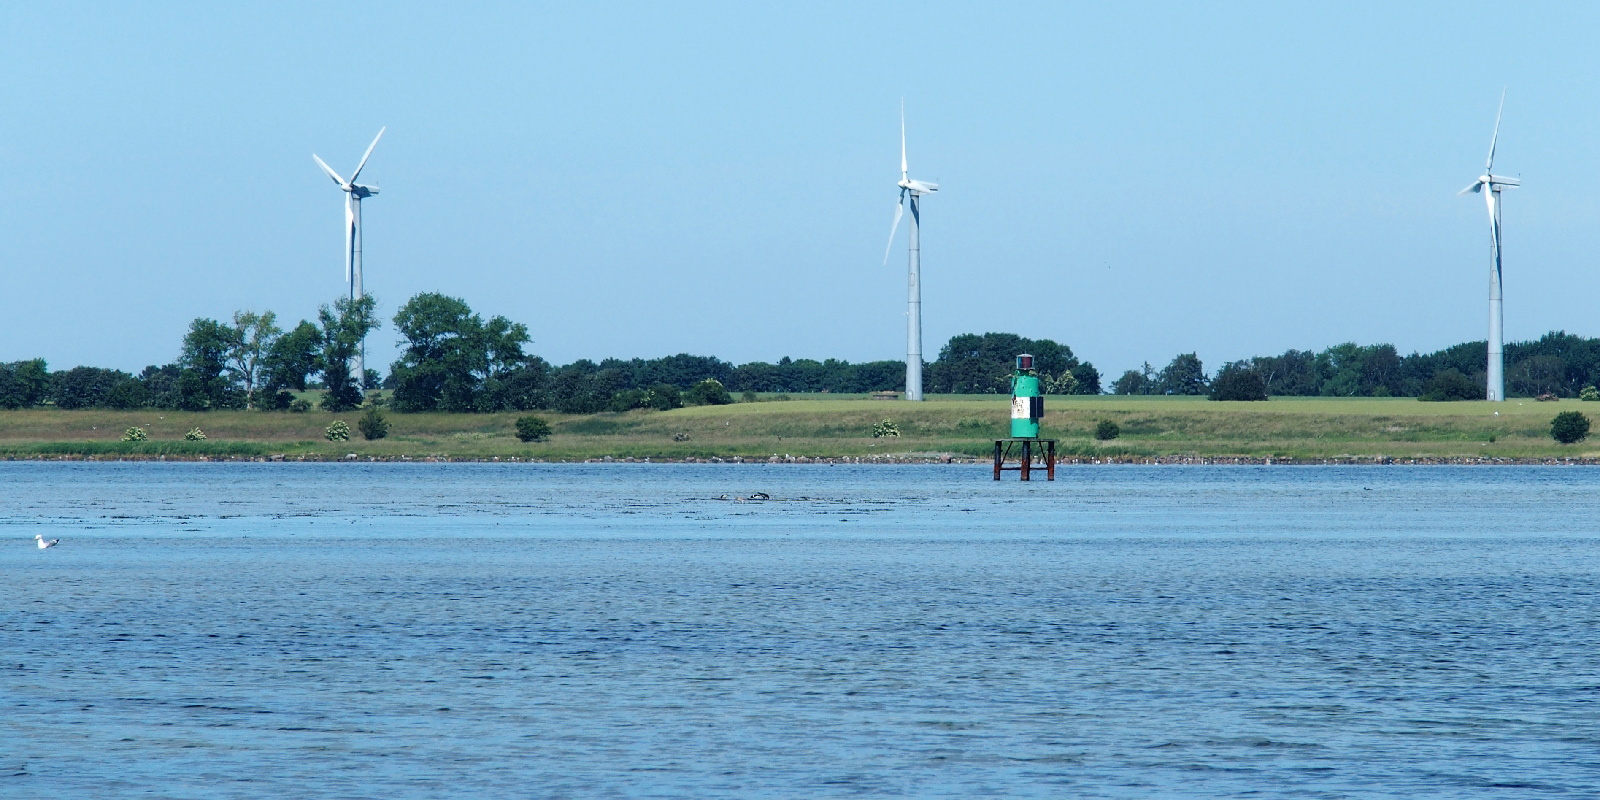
[0,294,1101,412]
[1112,332,1600,400]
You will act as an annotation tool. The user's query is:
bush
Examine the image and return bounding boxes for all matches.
[515,415,552,443]
[1208,365,1268,401]
[649,384,683,411]
[258,389,294,411]
[358,407,389,440]
[1419,368,1480,401]
[740,391,758,403]
[1095,420,1120,441]
[325,420,350,442]
[1551,411,1590,444]
[121,426,147,442]
[1582,385,1600,402]
[872,419,900,438]
[685,378,732,406]
[289,398,312,413]
[608,388,653,412]
[184,427,206,441]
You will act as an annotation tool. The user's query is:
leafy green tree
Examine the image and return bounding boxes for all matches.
[491,357,551,411]
[1112,363,1156,395]
[1418,368,1480,402]
[1094,420,1120,440]
[225,310,281,408]
[318,296,379,412]
[1208,363,1268,401]
[137,364,182,408]
[389,292,530,412]
[608,389,654,412]
[1509,355,1568,398]
[546,362,622,413]
[1070,362,1102,394]
[684,378,732,406]
[179,318,244,410]
[1552,410,1591,444]
[105,377,149,409]
[0,359,49,409]
[1157,353,1207,395]
[1241,349,1319,396]
[51,367,131,409]
[649,383,683,410]
[263,320,323,392]
[927,333,1097,394]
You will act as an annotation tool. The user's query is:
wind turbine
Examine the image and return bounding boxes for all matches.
[882,103,938,401]
[313,127,385,387]
[1458,94,1518,402]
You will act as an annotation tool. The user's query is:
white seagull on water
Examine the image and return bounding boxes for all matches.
[34,535,58,549]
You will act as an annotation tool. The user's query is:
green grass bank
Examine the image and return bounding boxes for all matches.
[3,395,1600,462]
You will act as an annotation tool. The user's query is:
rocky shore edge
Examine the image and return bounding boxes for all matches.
[5,453,1600,466]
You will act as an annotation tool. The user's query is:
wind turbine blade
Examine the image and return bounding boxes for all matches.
[1486,89,1505,173]
[313,154,346,186]
[882,193,905,265]
[350,127,386,183]
[899,100,907,178]
[1458,180,1483,196]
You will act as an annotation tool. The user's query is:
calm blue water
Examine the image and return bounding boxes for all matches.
[5,463,1600,798]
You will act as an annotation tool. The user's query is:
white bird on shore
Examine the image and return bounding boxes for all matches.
[34,535,58,550]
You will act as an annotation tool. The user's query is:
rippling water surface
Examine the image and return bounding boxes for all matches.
[5,463,1600,798]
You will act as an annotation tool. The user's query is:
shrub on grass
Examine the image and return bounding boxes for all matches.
[121,426,147,442]
[515,415,552,443]
[1095,420,1120,441]
[685,379,732,406]
[1582,385,1600,401]
[1419,368,1479,401]
[648,384,682,411]
[325,420,350,442]
[1551,411,1590,444]
[872,419,900,438]
[184,427,206,441]
[289,398,312,413]
[358,407,390,440]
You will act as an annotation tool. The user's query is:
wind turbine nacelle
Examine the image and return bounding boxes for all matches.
[904,179,939,194]
[351,184,380,197]
[1488,175,1520,188]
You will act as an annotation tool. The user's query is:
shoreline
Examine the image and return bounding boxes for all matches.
[6,453,1600,466]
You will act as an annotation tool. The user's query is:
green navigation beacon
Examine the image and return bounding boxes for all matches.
[1010,354,1043,439]
[993,354,1056,480]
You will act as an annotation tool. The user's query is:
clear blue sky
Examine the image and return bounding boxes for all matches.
[2,2,1596,380]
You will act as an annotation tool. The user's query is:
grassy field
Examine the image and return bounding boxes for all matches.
[2,394,1598,461]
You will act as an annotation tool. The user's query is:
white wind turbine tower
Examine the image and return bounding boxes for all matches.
[313,127,386,386]
[882,103,938,401]
[1458,94,1518,402]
